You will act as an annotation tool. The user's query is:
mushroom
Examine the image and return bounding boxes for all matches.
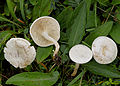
[30,16,60,58]
[92,36,118,64]
[69,44,93,76]
[4,38,36,68]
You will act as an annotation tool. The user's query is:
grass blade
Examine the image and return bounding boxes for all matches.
[6,0,17,20]
[19,0,25,21]
[0,16,22,28]
[67,69,86,86]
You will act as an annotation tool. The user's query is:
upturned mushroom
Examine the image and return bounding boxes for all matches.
[4,38,36,68]
[92,36,118,64]
[69,44,93,76]
[30,16,60,58]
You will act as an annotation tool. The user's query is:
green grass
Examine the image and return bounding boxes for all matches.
[0,0,120,86]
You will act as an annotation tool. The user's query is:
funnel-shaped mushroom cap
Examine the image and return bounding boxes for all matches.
[30,16,60,47]
[92,36,118,64]
[4,38,36,68]
[69,44,93,64]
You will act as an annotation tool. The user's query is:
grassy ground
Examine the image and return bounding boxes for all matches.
[0,0,120,86]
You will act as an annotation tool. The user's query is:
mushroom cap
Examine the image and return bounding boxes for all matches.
[69,44,93,64]
[30,16,60,47]
[4,38,36,68]
[92,36,118,64]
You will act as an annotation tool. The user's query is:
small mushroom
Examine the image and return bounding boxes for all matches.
[30,16,60,57]
[4,38,36,68]
[92,36,118,64]
[69,44,93,76]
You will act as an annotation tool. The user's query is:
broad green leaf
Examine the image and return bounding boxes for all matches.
[6,0,17,20]
[85,0,91,18]
[85,21,113,46]
[32,0,53,21]
[110,23,120,44]
[86,11,100,28]
[0,31,12,48]
[83,61,120,78]
[0,31,13,53]
[36,46,53,63]
[61,1,87,63]
[19,0,25,20]
[112,0,120,5]
[56,6,73,29]
[57,7,73,43]
[67,69,86,86]
[68,1,86,47]
[115,8,120,21]
[6,71,59,86]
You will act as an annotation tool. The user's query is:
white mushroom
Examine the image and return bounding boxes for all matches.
[92,36,118,64]
[69,44,93,76]
[4,38,36,68]
[30,16,60,57]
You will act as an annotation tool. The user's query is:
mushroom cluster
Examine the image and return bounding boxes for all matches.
[69,36,118,76]
[4,38,36,68]
[4,16,60,68]
[4,15,118,71]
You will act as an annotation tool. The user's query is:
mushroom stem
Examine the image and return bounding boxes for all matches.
[71,63,80,76]
[42,32,60,56]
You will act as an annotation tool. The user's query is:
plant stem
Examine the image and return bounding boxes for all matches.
[105,5,114,22]
[71,63,80,76]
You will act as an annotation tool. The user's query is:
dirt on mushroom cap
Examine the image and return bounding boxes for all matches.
[92,36,118,64]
